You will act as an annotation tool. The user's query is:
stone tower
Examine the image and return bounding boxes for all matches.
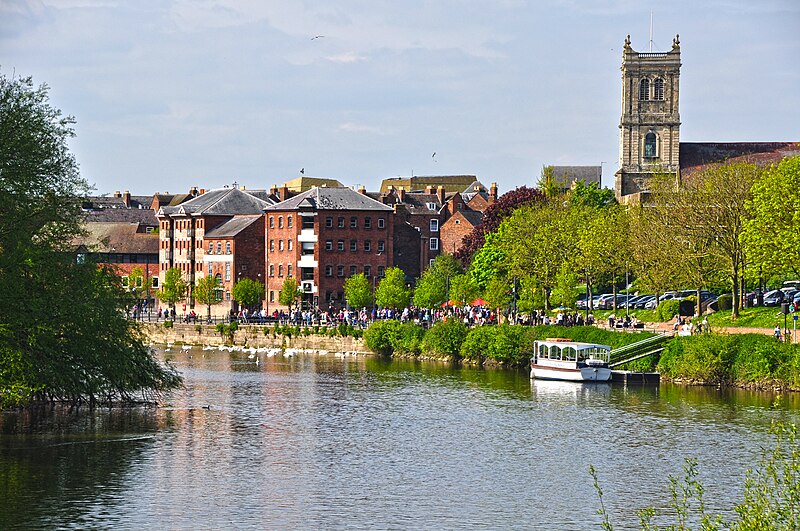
[615,34,681,199]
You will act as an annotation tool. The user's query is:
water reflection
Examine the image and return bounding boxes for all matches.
[0,350,797,529]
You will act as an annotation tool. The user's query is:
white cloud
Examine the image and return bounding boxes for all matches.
[338,122,389,135]
[326,52,367,64]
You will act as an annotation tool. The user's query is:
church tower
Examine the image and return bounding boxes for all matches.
[615,34,681,199]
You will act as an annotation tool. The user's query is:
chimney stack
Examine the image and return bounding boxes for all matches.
[425,185,434,194]
[490,182,498,202]
[397,188,405,202]
[199,188,205,195]
[122,190,131,207]
[436,186,445,204]
[358,185,367,195]
[279,185,289,201]
[114,191,121,198]
[189,186,198,197]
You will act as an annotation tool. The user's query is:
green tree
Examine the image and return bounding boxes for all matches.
[449,273,479,306]
[157,267,187,312]
[232,278,264,310]
[568,180,616,209]
[375,267,410,310]
[537,164,560,200]
[0,73,180,407]
[551,262,579,309]
[279,277,303,311]
[483,276,511,313]
[744,156,800,278]
[193,275,222,321]
[344,273,372,309]
[412,267,447,309]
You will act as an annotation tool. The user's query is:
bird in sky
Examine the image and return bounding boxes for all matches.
[311,35,325,40]
[300,168,304,174]
[432,152,436,158]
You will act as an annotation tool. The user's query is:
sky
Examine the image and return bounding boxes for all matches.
[2,0,798,196]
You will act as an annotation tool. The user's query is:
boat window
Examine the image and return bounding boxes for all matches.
[550,345,561,359]
[539,344,548,358]
[563,347,577,361]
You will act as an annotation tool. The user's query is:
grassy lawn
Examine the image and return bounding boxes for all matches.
[552,308,662,322]
[705,306,791,329]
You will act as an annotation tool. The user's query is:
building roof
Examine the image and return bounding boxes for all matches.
[458,210,485,226]
[204,215,262,238]
[281,176,344,191]
[551,166,602,188]
[679,142,800,177]
[83,208,158,225]
[75,223,159,254]
[379,175,478,193]
[159,187,271,217]
[397,192,442,214]
[265,187,394,212]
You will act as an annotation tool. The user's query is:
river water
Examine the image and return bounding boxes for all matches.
[1,349,797,530]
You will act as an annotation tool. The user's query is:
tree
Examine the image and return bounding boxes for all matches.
[413,254,464,309]
[482,276,511,314]
[449,273,479,306]
[537,164,560,200]
[455,186,545,262]
[744,156,800,278]
[279,277,303,311]
[344,273,372,309]
[157,268,187,312]
[568,180,616,209]
[126,266,152,309]
[0,73,180,407]
[375,267,410,310]
[232,278,264,310]
[193,275,222,321]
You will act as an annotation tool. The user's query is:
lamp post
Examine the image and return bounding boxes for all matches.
[625,264,630,318]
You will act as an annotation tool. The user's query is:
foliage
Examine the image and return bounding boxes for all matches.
[232,278,264,309]
[657,299,681,322]
[487,324,534,363]
[744,156,800,278]
[483,276,511,311]
[193,275,221,320]
[375,267,410,310]
[157,268,187,310]
[420,319,469,357]
[126,267,151,297]
[551,262,579,309]
[460,326,495,361]
[414,254,463,308]
[364,320,404,355]
[343,273,372,310]
[537,164,561,200]
[448,273,479,306]
[278,277,303,311]
[469,230,508,290]
[568,180,616,208]
[163,320,173,329]
[455,185,545,262]
[717,295,733,312]
[0,73,181,407]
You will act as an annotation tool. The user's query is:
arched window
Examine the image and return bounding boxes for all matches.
[639,78,650,101]
[653,78,664,100]
[644,132,657,158]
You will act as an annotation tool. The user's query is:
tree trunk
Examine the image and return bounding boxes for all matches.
[731,263,740,319]
[612,280,618,314]
[696,287,702,317]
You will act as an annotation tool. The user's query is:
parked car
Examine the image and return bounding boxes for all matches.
[764,289,787,307]
[634,295,656,309]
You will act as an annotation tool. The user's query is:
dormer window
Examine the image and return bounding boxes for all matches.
[639,78,650,101]
[644,132,657,158]
[654,78,664,100]
[426,202,437,211]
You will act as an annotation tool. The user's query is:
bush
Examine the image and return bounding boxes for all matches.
[163,320,173,329]
[461,327,495,361]
[657,299,681,321]
[421,319,468,358]
[229,321,239,333]
[364,320,403,355]
[717,294,733,311]
[392,323,425,355]
[195,324,203,333]
[489,324,534,363]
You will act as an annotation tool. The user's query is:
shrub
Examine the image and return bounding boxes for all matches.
[195,324,203,333]
[489,324,534,363]
[461,326,495,361]
[392,323,425,355]
[717,294,733,311]
[163,320,173,329]
[657,299,681,321]
[364,320,403,355]
[421,319,469,357]
[229,321,239,333]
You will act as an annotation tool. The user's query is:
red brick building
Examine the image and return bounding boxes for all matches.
[203,215,265,312]
[264,187,394,311]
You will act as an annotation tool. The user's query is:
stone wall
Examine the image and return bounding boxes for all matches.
[141,323,368,352]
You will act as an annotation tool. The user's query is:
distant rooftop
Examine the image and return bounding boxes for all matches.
[679,142,800,178]
[379,175,478,193]
[265,186,394,212]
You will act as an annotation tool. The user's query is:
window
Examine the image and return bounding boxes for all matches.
[364,217,372,229]
[639,78,650,101]
[325,240,333,251]
[301,216,314,230]
[226,291,231,301]
[151,277,159,288]
[325,265,333,277]
[337,265,344,277]
[269,216,275,228]
[287,264,293,277]
[378,218,385,229]
[338,217,345,228]
[350,240,357,252]
[269,240,275,252]
[337,240,344,252]
[644,132,657,158]
[216,242,222,254]
[430,238,439,251]
[208,242,213,253]
[350,265,357,276]
[364,240,371,252]
[287,216,293,228]
[377,240,385,253]
[654,78,664,100]
[302,242,314,255]
[429,259,436,268]
[270,290,274,302]
[279,240,284,251]
[225,242,231,254]
[378,265,385,277]
[121,276,129,287]
[455,219,461,225]
[288,239,293,251]
[427,202,437,211]
[278,264,284,277]
[225,262,230,281]
[364,265,371,278]
[326,216,333,228]
[350,216,357,228]
[269,264,274,277]
[430,219,439,232]
[278,216,283,228]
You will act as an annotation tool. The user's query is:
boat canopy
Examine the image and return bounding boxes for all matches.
[534,339,610,362]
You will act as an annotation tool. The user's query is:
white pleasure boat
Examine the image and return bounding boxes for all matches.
[530,338,612,382]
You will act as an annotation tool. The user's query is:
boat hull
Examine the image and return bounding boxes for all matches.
[530,364,612,382]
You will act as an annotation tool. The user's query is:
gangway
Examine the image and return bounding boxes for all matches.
[608,333,670,368]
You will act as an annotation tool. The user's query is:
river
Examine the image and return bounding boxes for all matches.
[1,349,797,530]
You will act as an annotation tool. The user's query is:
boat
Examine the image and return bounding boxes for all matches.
[530,338,612,382]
